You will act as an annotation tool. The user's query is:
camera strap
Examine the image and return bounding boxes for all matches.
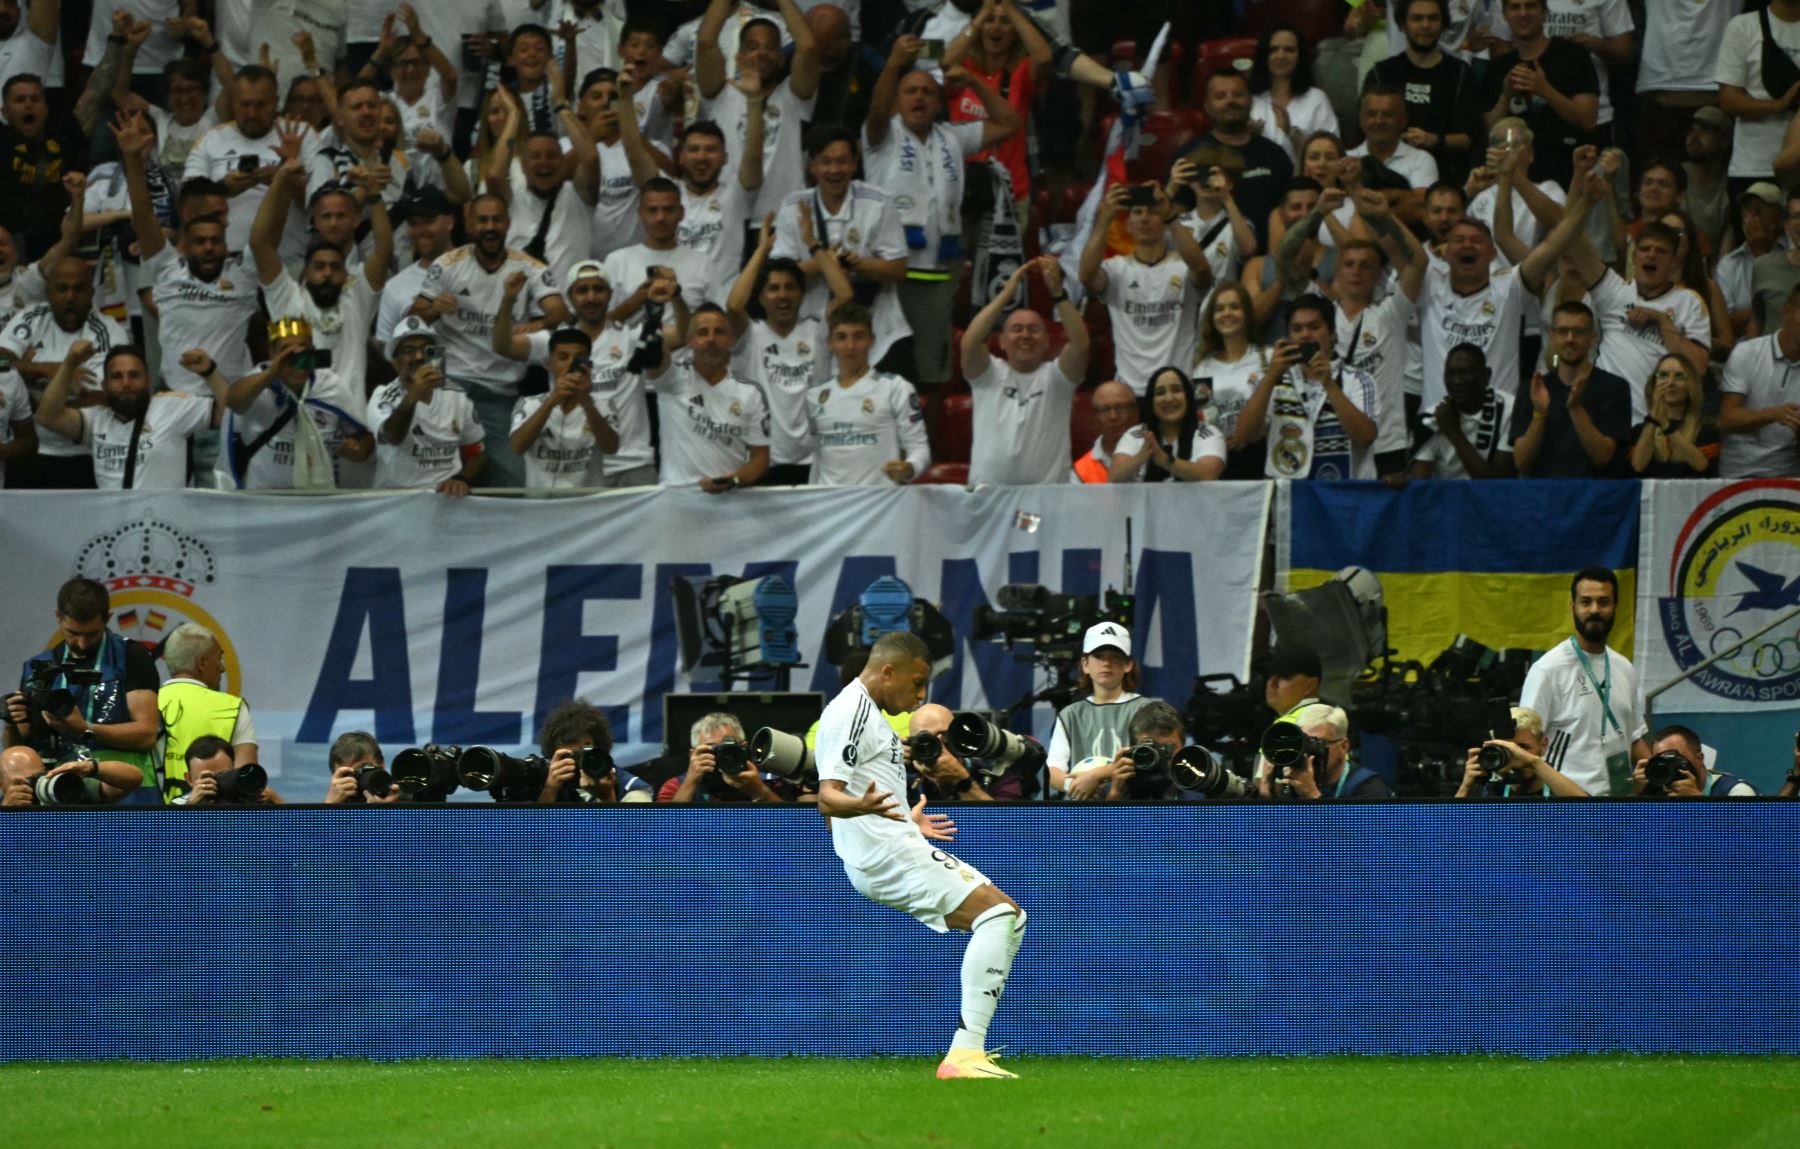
[1569,638,1623,739]
[120,411,146,489]
[235,389,300,475]
[523,185,560,263]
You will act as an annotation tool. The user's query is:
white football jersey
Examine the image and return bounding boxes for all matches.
[366,382,484,489]
[731,316,831,466]
[805,370,930,487]
[814,678,918,867]
[418,246,561,395]
[82,392,213,490]
[653,352,770,486]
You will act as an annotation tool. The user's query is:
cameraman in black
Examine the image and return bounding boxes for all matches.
[6,579,161,802]
[905,704,995,801]
[536,699,653,804]
[323,731,402,804]
[1261,704,1391,800]
[662,712,792,803]
[174,735,284,806]
[1106,702,1189,801]
[1,744,144,806]
[1459,706,1592,798]
[1629,725,1758,797]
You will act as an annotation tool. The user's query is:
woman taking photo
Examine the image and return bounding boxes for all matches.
[1046,624,1152,800]
[1630,353,1717,477]
[1191,285,1271,479]
[1108,366,1227,482]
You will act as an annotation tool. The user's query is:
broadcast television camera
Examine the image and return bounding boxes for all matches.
[21,661,102,725]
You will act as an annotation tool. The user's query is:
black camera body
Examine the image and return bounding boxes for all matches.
[702,737,754,799]
[353,762,394,799]
[392,745,462,801]
[576,745,614,779]
[1643,749,1696,793]
[208,763,268,803]
[1261,722,1327,779]
[1125,739,1174,798]
[1477,743,1513,775]
[904,731,944,770]
[22,661,102,725]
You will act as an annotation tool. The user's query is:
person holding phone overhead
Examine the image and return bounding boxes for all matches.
[1236,292,1380,480]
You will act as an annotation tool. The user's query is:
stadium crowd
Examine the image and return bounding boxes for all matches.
[1,0,1798,493]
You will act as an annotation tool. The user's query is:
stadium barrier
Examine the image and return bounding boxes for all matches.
[5,804,1798,1059]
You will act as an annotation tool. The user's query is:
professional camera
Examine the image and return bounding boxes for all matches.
[1183,673,1267,775]
[27,771,102,806]
[353,762,395,799]
[904,730,944,769]
[972,585,1134,666]
[21,661,102,724]
[1352,637,1534,797]
[576,745,614,779]
[392,745,463,801]
[210,763,268,803]
[943,711,1045,798]
[1261,722,1328,779]
[458,746,552,802]
[749,727,816,783]
[1643,750,1695,792]
[1122,738,1174,797]
[1170,745,1252,799]
[699,736,756,799]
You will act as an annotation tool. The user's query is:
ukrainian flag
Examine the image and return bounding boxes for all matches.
[1282,481,1640,666]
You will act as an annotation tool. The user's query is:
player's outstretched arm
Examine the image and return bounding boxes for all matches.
[817,779,905,821]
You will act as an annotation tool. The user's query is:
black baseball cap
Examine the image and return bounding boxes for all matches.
[1268,646,1322,681]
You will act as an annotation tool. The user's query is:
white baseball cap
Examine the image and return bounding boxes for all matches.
[386,314,440,360]
[1082,621,1131,657]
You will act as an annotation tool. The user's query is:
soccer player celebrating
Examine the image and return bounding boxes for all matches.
[815,632,1027,1080]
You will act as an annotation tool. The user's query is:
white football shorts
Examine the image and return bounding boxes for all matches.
[845,834,990,933]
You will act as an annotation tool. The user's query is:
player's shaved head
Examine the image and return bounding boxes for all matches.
[862,632,932,715]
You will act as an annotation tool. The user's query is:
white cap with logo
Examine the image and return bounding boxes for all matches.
[386,314,440,360]
[1082,621,1131,657]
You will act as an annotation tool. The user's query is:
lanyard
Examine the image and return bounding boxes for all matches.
[1569,637,1623,739]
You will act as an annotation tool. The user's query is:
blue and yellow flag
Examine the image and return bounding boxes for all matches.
[1283,481,1640,666]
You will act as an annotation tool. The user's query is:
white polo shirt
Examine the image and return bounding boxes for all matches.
[81,392,213,490]
[1411,387,1516,479]
[1348,139,1439,189]
[731,315,832,467]
[677,178,757,303]
[505,170,594,294]
[968,358,1077,486]
[366,382,485,489]
[589,137,644,256]
[653,352,770,486]
[183,120,321,251]
[806,369,930,487]
[262,271,379,394]
[1113,422,1227,478]
[0,306,130,458]
[1720,333,1800,478]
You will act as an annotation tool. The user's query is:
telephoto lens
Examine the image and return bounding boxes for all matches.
[1170,745,1251,798]
[749,728,815,780]
[392,745,462,800]
[905,731,944,768]
[31,771,96,806]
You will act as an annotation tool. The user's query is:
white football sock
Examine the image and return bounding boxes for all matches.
[951,904,1021,1052]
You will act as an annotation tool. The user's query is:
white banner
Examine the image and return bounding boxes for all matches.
[1636,478,1800,713]
[0,484,1269,796]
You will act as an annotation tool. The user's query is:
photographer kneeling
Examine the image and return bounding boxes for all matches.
[1260,704,1391,800]
[323,732,403,804]
[174,735,283,806]
[1459,707,1591,798]
[537,700,652,804]
[906,704,995,801]
[662,713,795,803]
[1629,725,1758,797]
[1,745,144,806]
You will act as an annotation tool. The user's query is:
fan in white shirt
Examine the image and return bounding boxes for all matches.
[1278,186,1428,471]
[1347,87,1438,217]
[647,305,771,490]
[377,191,458,347]
[1078,181,1215,395]
[600,178,717,324]
[212,324,376,490]
[503,125,599,291]
[119,110,261,395]
[1238,296,1382,481]
[696,0,821,219]
[250,154,394,394]
[34,342,227,490]
[960,255,1090,486]
[728,207,854,475]
[770,128,913,364]
[356,8,460,145]
[493,260,666,488]
[0,262,131,468]
[1107,366,1228,483]
[572,71,644,257]
[508,328,622,490]
[182,71,322,251]
[804,303,930,486]
[368,316,487,495]
[1409,343,1517,479]
[0,368,34,486]
[0,0,56,96]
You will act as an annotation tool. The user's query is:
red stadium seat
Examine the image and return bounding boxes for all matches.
[1069,388,1100,463]
[914,462,970,485]
[1191,37,1256,101]
[935,394,974,464]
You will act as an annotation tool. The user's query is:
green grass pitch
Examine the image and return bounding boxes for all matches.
[5,1057,1798,1147]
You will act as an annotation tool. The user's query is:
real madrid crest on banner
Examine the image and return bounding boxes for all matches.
[71,520,243,693]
